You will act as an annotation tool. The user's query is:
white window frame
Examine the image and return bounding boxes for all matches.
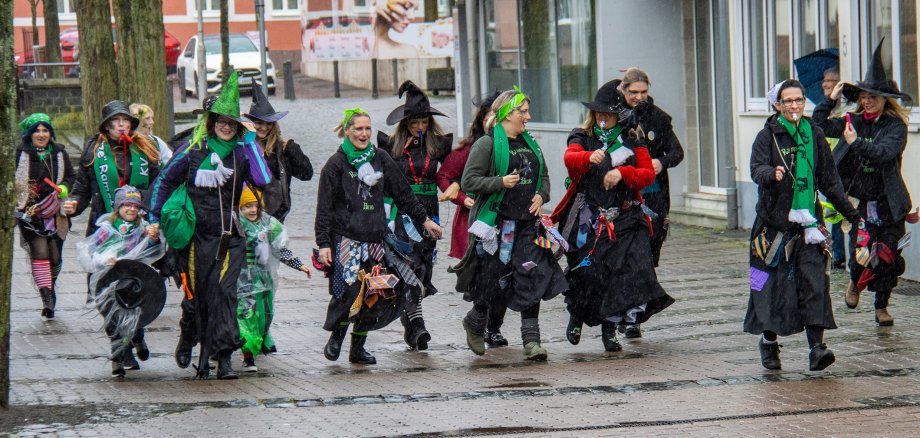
[741,0,838,113]
[186,0,230,19]
[270,0,300,17]
[859,0,920,127]
[57,0,76,22]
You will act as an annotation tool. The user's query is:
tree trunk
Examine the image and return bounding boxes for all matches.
[424,0,439,21]
[0,0,17,410]
[43,0,64,78]
[220,0,230,85]
[113,0,168,138]
[29,0,39,56]
[74,0,118,138]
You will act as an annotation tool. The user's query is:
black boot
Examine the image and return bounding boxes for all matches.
[134,338,150,361]
[217,352,238,379]
[485,330,508,348]
[324,324,349,361]
[808,343,835,371]
[349,334,376,365]
[601,322,622,352]
[400,314,415,349]
[175,334,194,369]
[758,338,782,370]
[39,287,55,319]
[566,317,583,345]
[409,317,431,351]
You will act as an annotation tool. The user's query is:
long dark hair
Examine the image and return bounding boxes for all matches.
[460,92,501,147]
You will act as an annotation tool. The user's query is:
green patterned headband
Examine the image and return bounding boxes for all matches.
[19,113,52,134]
[341,107,368,130]
[496,85,527,122]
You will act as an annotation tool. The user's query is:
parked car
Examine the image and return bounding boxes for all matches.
[177,33,277,96]
[59,27,182,74]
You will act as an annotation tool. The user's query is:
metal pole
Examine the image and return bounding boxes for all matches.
[179,67,187,103]
[196,0,207,103]
[371,58,379,99]
[283,60,295,100]
[333,60,341,98]
[167,78,176,139]
[255,0,269,97]
[392,59,398,95]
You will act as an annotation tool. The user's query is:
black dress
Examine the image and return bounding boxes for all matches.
[315,146,431,332]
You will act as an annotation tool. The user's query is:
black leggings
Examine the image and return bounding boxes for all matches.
[22,228,62,265]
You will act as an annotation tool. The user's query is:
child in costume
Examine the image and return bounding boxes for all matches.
[237,185,311,372]
[77,186,165,377]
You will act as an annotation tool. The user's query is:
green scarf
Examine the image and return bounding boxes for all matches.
[776,116,817,229]
[92,142,150,212]
[469,124,544,241]
[201,135,236,170]
[342,137,376,170]
[193,135,237,188]
[593,124,625,153]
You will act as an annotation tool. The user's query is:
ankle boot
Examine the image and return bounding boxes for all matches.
[601,322,622,352]
[566,317,583,345]
[400,314,414,349]
[39,287,55,318]
[808,343,835,371]
[349,334,376,365]
[217,352,238,379]
[758,338,782,370]
[134,338,150,361]
[845,280,860,309]
[324,324,349,361]
[875,308,894,326]
[462,308,487,356]
[175,334,194,369]
[409,317,431,351]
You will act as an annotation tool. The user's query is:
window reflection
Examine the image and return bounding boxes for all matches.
[774,0,792,80]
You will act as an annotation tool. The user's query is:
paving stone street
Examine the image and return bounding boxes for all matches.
[4,91,920,437]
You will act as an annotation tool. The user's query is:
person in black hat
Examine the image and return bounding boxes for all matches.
[813,38,913,327]
[549,79,674,353]
[77,185,166,377]
[14,113,76,319]
[377,80,453,351]
[63,100,163,305]
[245,85,313,223]
[436,91,511,348]
[169,95,219,150]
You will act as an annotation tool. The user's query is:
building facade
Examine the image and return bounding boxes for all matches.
[455,0,919,280]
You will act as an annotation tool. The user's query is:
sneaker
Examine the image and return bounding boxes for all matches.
[242,357,258,373]
[485,330,508,348]
[875,308,894,326]
[808,343,835,371]
[523,342,547,361]
[620,324,642,339]
[758,338,782,370]
[111,361,125,377]
[123,349,140,370]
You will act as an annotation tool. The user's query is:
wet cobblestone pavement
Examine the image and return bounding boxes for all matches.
[5,94,920,436]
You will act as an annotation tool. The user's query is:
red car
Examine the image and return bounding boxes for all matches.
[59,27,182,73]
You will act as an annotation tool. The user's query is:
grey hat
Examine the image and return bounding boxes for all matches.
[113,185,148,212]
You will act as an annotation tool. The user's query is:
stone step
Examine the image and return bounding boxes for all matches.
[669,205,728,229]
[684,192,728,213]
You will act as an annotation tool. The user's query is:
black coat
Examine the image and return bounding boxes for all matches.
[750,114,860,229]
[637,98,684,200]
[812,97,912,221]
[262,139,313,221]
[71,136,161,235]
[314,146,429,249]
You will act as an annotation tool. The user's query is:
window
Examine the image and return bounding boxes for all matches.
[742,0,840,111]
[272,0,299,13]
[863,0,918,111]
[481,0,595,124]
[187,0,228,17]
[56,0,76,20]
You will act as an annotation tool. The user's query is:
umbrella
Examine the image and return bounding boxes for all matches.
[794,48,839,104]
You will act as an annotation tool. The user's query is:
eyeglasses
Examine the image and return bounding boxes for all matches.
[215,118,236,127]
[781,98,805,107]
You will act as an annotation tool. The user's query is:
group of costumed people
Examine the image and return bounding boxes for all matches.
[746,40,917,372]
[14,68,688,376]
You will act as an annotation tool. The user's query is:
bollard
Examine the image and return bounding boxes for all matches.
[167,77,176,139]
[178,67,187,103]
[283,60,295,100]
[372,58,379,99]
[392,59,398,95]
[726,187,739,230]
[333,60,341,98]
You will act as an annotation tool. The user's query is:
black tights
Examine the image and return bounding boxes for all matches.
[763,326,824,347]
[24,232,62,266]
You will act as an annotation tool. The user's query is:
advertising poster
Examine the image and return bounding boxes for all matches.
[302,0,454,60]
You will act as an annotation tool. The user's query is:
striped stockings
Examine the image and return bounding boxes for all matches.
[32,259,53,289]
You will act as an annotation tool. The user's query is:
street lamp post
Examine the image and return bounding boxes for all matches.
[196,0,207,102]
[255,0,269,97]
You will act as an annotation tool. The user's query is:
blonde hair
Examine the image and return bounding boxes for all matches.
[129,103,153,119]
[258,122,287,156]
[484,90,530,129]
[332,111,370,138]
[855,95,910,125]
[581,110,599,134]
[389,115,445,159]
[622,67,651,88]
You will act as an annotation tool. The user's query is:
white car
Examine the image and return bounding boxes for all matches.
[177,33,276,96]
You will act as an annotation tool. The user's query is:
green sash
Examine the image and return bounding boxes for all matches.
[92,142,150,212]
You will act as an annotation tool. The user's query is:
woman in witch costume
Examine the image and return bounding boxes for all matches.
[14,113,76,319]
[315,108,443,365]
[377,80,453,350]
[150,71,272,379]
[436,91,511,348]
[746,79,862,371]
[813,39,913,327]
[619,68,684,271]
[451,87,566,361]
[245,86,313,223]
[550,80,674,352]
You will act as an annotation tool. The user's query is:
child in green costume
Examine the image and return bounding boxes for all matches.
[237,184,311,372]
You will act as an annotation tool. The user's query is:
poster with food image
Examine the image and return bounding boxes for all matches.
[302,0,454,61]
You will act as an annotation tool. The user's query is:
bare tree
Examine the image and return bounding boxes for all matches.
[43,0,64,78]
[0,0,17,409]
[74,0,118,137]
[27,0,39,51]
[113,0,168,138]
[220,0,231,85]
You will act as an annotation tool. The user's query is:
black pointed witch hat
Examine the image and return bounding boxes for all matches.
[842,38,912,103]
[244,84,289,123]
[582,79,628,113]
[385,80,447,125]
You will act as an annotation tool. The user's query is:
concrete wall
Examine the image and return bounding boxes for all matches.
[302,58,453,93]
[18,78,82,117]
